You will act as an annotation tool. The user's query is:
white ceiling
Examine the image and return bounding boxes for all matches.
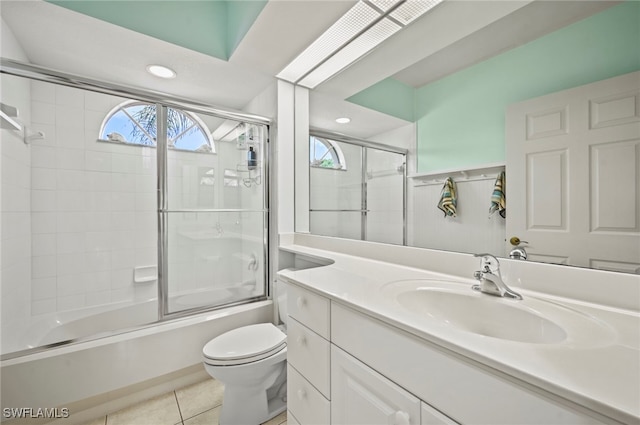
[0,0,618,139]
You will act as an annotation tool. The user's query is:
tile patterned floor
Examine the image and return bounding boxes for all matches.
[82,378,287,425]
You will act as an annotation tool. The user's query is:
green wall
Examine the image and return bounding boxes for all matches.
[226,1,268,58]
[48,0,267,60]
[348,77,415,122]
[414,1,640,172]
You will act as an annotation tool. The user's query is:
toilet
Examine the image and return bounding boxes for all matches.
[202,281,288,425]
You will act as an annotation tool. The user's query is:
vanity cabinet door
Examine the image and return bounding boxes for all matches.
[331,345,421,425]
[287,411,301,425]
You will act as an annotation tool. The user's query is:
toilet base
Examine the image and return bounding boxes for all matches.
[218,363,287,425]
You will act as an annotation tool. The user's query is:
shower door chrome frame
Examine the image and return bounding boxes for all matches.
[308,129,408,245]
[156,112,272,321]
[0,59,272,358]
[157,104,169,320]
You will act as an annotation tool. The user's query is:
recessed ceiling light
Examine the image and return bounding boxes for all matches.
[336,117,351,124]
[146,64,176,79]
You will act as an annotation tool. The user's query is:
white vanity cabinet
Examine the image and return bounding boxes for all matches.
[331,345,421,425]
[287,283,331,424]
[286,283,609,425]
[421,403,458,425]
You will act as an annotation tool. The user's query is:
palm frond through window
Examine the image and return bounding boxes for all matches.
[100,102,213,153]
[310,136,345,170]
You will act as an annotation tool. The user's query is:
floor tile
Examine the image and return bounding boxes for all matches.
[182,406,221,425]
[262,410,287,425]
[106,392,182,425]
[175,378,224,420]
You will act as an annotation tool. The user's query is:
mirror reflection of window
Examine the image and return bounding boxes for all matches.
[310,136,346,170]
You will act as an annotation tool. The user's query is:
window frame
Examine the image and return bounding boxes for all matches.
[310,135,347,170]
[98,100,215,153]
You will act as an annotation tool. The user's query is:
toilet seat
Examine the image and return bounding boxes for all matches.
[203,323,286,366]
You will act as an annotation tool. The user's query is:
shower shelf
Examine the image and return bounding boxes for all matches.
[236,163,261,187]
[134,265,157,284]
[1,102,45,144]
[236,163,260,173]
[0,108,21,132]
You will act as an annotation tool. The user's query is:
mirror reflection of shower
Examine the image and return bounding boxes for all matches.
[309,132,407,245]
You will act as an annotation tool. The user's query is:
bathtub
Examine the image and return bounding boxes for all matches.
[0,298,273,422]
[0,281,260,355]
[19,283,258,349]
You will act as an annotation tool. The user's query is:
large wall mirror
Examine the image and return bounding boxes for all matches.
[308,130,407,246]
[299,0,640,275]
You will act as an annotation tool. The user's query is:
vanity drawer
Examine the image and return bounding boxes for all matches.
[287,411,301,425]
[287,284,330,339]
[287,317,331,397]
[287,364,330,425]
[422,402,458,425]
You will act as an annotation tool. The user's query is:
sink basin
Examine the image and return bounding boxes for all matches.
[396,288,565,344]
[381,280,614,346]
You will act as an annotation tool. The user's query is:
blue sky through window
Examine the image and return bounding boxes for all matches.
[100,102,211,151]
[310,136,343,169]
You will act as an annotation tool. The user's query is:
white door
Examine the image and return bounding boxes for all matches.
[331,345,421,425]
[506,71,640,273]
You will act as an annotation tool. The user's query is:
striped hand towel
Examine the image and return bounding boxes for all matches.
[489,171,506,218]
[437,177,457,217]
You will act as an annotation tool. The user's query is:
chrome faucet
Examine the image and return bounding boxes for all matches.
[472,253,523,300]
[508,237,528,260]
[509,246,528,260]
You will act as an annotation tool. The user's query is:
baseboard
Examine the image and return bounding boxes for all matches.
[3,364,208,425]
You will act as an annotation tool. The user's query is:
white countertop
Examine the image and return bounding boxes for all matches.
[277,237,640,424]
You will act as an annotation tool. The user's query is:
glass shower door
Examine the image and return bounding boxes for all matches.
[365,148,405,245]
[309,141,364,240]
[308,134,406,244]
[162,110,267,315]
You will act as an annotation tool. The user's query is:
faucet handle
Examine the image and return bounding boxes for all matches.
[473,253,500,273]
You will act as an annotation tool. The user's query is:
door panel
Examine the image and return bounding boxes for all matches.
[506,71,640,272]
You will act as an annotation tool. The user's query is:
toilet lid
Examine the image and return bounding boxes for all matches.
[203,323,286,365]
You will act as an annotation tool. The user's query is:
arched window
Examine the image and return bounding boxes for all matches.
[310,136,346,170]
[99,101,214,152]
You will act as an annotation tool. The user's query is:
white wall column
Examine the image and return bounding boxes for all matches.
[276,80,295,235]
[294,86,309,233]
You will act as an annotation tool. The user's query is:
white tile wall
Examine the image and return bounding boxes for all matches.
[1,71,33,351]
[366,149,405,245]
[28,81,158,316]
